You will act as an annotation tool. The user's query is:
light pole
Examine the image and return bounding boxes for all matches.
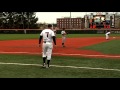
[22,12,26,34]
[21,12,24,29]
[70,12,71,29]
[28,12,30,29]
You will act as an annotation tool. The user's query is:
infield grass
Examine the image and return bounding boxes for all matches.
[81,39,120,54]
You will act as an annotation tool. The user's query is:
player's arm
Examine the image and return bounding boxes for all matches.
[52,36,56,45]
[66,31,68,34]
[38,35,42,47]
[52,31,56,45]
[39,35,43,44]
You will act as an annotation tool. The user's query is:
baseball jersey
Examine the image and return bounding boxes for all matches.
[61,30,66,35]
[106,32,110,35]
[40,29,55,42]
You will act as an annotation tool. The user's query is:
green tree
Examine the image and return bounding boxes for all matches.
[0,12,39,29]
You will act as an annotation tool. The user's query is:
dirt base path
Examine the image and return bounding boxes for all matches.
[0,37,120,59]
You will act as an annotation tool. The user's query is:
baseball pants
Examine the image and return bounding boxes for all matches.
[62,36,66,43]
[105,34,109,39]
[42,42,53,60]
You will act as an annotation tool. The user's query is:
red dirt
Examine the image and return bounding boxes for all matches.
[0,37,120,59]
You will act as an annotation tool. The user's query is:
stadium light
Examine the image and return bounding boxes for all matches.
[70,12,72,29]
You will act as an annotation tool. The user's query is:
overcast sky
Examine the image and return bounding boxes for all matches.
[36,12,116,23]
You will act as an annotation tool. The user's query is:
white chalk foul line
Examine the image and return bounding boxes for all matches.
[0,51,120,58]
[0,62,120,72]
[53,53,120,58]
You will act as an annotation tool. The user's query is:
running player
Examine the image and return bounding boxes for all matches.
[105,30,111,40]
[39,24,56,68]
[61,28,67,47]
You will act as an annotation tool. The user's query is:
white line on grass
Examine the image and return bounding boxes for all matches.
[0,62,120,72]
[53,53,120,58]
[0,51,120,58]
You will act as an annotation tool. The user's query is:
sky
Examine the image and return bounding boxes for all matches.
[36,12,116,24]
[36,12,91,23]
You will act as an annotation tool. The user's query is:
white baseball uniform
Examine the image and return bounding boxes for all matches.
[61,30,67,46]
[105,31,111,40]
[40,29,55,60]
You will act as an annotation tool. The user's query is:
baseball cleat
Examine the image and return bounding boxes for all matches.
[46,66,50,68]
[42,63,46,68]
[62,45,65,47]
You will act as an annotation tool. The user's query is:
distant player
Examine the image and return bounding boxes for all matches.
[105,30,111,40]
[53,27,57,38]
[39,24,56,68]
[61,28,68,47]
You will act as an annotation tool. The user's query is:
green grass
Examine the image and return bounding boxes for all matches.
[0,34,119,40]
[0,34,120,78]
[0,54,120,78]
[56,34,120,38]
[0,34,40,40]
[81,39,120,54]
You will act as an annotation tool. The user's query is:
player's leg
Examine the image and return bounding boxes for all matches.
[46,43,53,68]
[42,57,46,67]
[42,43,47,67]
[106,34,109,40]
[62,37,66,47]
[108,35,109,39]
[62,36,64,46]
[105,34,107,40]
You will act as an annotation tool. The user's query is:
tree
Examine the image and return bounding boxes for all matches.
[0,12,39,29]
[25,12,39,29]
[0,12,8,28]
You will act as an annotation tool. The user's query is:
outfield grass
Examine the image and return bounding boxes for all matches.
[81,39,120,54]
[0,34,40,40]
[0,54,120,78]
[0,34,119,40]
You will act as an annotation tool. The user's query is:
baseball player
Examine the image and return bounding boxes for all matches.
[105,30,111,40]
[39,24,56,68]
[61,28,67,47]
[53,27,57,38]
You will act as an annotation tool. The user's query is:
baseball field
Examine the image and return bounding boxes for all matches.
[0,34,120,78]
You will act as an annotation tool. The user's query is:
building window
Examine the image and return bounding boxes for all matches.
[62,24,63,27]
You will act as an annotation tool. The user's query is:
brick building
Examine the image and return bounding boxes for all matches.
[57,17,84,29]
[115,15,120,28]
